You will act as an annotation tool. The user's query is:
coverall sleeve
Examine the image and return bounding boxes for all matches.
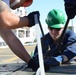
[62,31,76,61]
[64,0,76,6]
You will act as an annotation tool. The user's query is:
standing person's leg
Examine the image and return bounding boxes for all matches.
[0,28,31,63]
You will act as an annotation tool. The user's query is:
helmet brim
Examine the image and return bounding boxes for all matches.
[48,24,65,28]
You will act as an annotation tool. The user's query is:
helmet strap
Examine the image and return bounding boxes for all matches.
[10,0,20,7]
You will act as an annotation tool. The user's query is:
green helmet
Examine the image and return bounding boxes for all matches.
[45,9,66,28]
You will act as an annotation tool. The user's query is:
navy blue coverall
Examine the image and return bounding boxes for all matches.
[33,29,76,63]
[64,0,76,6]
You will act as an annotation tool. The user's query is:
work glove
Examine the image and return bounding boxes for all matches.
[27,11,40,27]
[64,2,76,19]
[44,57,60,71]
[28,58,39,71]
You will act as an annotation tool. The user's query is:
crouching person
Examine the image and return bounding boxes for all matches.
[28,9,76,71]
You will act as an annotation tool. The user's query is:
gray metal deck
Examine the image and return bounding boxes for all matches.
[0,62,76,75]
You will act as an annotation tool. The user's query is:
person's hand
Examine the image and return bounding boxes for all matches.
[44,57,60,71]
[28,58,39,71]
[64,2,76,19]
[27,11,40,27]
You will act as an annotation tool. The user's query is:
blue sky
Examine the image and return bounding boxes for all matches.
[26,0,66,24]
